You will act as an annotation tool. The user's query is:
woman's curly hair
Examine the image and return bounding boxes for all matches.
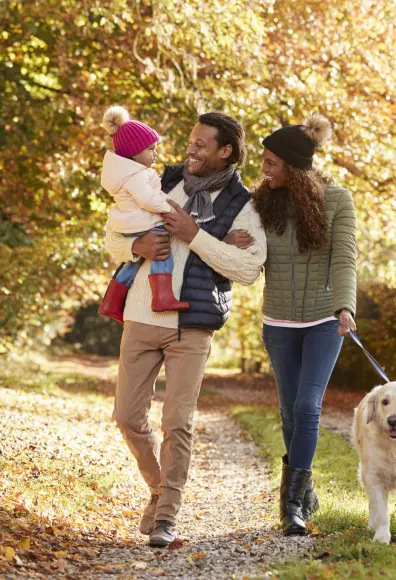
[253,166,334,253]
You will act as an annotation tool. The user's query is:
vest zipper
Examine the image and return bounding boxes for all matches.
[291,224,296,321]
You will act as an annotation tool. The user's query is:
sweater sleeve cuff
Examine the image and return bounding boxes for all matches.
[188,228,211,253]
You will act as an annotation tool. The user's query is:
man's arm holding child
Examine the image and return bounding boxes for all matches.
[162,199,266,286]
[104,222,171,263]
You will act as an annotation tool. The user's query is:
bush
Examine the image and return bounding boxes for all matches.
[332,284,396,388]
[62,304,123,356]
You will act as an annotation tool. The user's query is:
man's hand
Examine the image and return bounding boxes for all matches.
[224,229,254,249]
[132,230,171,261]
[338,309,357,336]
[162,199,200,243]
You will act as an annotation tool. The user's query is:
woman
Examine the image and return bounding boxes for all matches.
[254,113,357,536]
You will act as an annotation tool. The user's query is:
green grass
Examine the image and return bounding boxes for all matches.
[232,405,396,579]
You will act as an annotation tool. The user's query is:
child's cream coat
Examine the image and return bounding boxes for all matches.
[101,151,172,234]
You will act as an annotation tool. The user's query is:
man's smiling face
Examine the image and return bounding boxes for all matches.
[186,124,231,177]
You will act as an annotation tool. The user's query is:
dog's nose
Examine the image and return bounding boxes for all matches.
[387,416,396,428]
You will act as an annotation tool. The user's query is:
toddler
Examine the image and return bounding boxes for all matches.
[99,105,189,322]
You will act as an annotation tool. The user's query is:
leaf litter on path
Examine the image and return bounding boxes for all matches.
[0,363,315,579]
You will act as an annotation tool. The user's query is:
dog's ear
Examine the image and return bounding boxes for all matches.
[367,391,377,424]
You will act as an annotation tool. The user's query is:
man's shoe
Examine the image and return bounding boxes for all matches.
[149,520,177,548]
[139,494,159,535]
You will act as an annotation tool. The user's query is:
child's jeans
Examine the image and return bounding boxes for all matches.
[115,225,173,286]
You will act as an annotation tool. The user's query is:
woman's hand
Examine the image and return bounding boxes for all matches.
[338,309,357,336]
[223,229,254,249]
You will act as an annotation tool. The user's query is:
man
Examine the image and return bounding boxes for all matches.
[104,112,267,547]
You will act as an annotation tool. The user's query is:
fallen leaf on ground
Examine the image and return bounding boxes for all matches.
[168,538,183,550]
[18,537,30,549]
[14,555,23,566]
[147,567,166,576]
[134,561,148,570]
[256,536,271,544]
[3,547,15,562]
[52,559,68,569]
[192,552,206,561]
[310,525,321,536]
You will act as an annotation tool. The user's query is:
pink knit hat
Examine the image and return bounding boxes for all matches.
[103,106,160,159]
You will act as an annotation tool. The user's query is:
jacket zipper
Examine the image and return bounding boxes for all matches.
[291,224,296,320]
[325,219,334,291]
[301,251,312,322]
[325,249,332,291]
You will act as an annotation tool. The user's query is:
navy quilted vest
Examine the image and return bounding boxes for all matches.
[161,165,251,331]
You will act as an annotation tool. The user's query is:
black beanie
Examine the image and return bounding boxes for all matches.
[262,113,332,170]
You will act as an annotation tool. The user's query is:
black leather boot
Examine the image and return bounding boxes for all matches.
[302,474,320,521]
[280,458,311,535]
[282,455,319,522]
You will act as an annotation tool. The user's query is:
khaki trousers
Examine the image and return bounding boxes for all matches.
[113,321,213,525]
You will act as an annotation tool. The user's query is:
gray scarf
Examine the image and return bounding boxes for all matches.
[183,162,235,223]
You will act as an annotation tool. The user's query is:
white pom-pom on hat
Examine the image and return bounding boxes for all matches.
[301,112,332,146]
[103,105,130,136]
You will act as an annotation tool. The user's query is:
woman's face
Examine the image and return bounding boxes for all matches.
[262,149,286,189]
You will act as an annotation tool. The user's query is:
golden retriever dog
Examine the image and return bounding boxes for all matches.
[352,381,396,544]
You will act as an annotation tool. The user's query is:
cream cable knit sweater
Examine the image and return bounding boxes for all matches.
[104,180,267,329]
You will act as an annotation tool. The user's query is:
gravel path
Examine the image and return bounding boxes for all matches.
[94,407,315,580]
[3,357,359,579]
[3,398,315,580]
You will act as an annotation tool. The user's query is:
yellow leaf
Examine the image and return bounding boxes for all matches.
[311,525,321,536]
[18,537,30,549]
[122,509,134,517]
[256,536,271,544]
[4,547,15,562]
[54,550,68,558]
[192,552,206,561]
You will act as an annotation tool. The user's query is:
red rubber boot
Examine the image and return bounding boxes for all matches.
[148,274,190,312]
[98,279,129,323]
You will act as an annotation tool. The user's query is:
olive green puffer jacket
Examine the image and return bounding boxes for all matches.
[263,185,357,321]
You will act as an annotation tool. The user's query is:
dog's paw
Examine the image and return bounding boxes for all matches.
[373,528,391,544]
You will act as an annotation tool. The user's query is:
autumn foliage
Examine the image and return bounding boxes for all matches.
[1,1,395,367]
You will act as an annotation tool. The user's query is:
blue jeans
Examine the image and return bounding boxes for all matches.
[115,225,173,285]
[263,321,343,469]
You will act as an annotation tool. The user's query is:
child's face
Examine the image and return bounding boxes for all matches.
[133,143,158,168]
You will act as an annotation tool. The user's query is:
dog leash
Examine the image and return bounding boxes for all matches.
[348,330,390,383]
